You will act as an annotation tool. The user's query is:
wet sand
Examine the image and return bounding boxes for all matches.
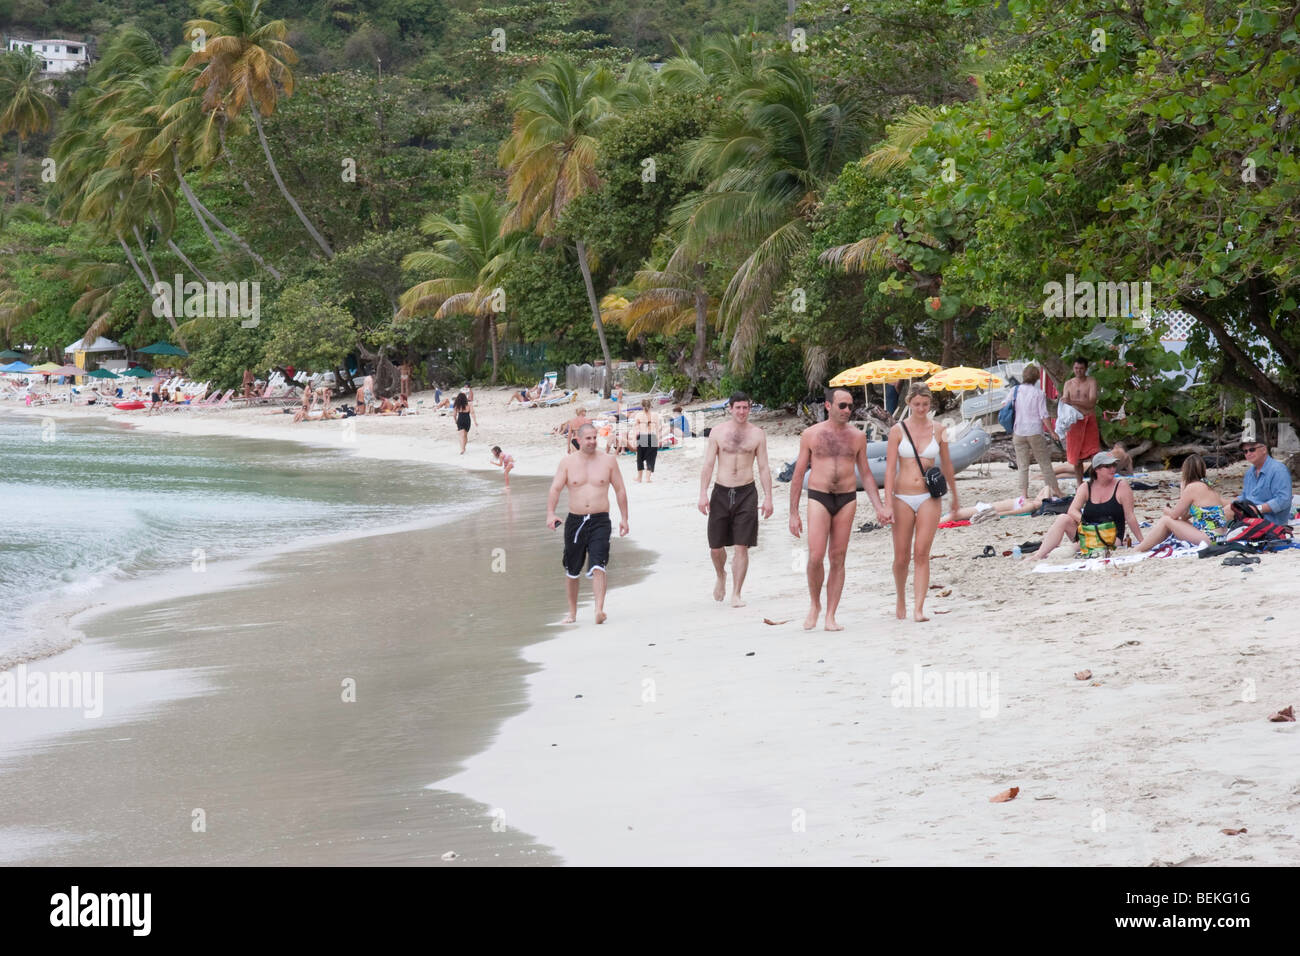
[0,475,651,865]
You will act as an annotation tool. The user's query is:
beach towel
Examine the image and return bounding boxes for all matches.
[1065,412,1100,464]
[938,520,971,529]
[1032,541,1204,572]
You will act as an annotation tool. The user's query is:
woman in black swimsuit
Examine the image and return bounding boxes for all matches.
[453,391,475,454]
[1030,450,1142,560]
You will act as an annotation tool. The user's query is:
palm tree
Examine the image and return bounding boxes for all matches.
[620,258,719,395]
[0,50,57,203]
[0,284,38,348]
[818,105,964,362]
[499,58,623,397]
[398,192,533,384]
[669,55,869,373]
[184,0,334,258]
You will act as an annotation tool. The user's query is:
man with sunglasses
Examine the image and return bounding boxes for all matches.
[789,388,891,631]
[1235,438,1293,522]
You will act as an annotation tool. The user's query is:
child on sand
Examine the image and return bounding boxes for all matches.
[491,446,515,488]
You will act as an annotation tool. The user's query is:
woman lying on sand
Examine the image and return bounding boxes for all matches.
[1134,453,1232,551]
[942,487,1070,524]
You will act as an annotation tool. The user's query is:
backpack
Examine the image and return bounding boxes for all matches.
[998,385,1019,433]
[1223,517,1294,544]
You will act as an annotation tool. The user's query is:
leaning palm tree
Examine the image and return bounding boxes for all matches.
[498,58,623,397]
[184,0,333,258]
[0,50,57,203]
[398,192,533,385]
[669,56,869,373]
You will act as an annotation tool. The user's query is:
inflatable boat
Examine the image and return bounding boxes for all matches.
[113,400,146,410]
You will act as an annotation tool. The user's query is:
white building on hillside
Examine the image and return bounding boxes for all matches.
[5,37,90,75]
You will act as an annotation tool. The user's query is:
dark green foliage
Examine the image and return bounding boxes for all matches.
[721,338,805,407]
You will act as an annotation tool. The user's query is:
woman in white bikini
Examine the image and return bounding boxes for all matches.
[885,384,960,622]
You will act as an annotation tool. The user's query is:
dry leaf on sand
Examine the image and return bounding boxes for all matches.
[989,787,1020,803]
[1075,669,1092,681]
[763,618,790,626]
[1267,705,1295,722]
[938,589,952,597]
[1221,827,1247,836]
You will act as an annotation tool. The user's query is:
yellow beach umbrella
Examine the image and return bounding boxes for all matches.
[925,366,1006,391]
[31,362,62,373]
[829,358,940,387]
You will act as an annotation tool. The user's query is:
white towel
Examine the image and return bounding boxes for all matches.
[1055,400,1083,440]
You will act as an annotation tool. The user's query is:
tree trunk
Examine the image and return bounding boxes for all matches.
[13,137,21,204]
[575,239,613,398]
[1180,297,1300,427]
[488,313,500,385]
[166,239,209,285]
[250,105,334,259]
[187,184,283,280]
[118,233,154,297]
[174,152,223,252]
[941,317,955,367]
[132,225,185,344]
[218,118,257,197]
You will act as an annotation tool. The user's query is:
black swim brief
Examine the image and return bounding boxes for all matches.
[563,512,612,578]
[807,488,856,517]
[708,482,759,548]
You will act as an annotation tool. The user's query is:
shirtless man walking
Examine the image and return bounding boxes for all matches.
[1061,356,1101,485]
[698,392,773,607]
[546,423,630,624]
[789,388,892,630]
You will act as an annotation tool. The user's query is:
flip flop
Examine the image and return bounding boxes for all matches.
[973,545,997,559]
[1222,554,1261,566]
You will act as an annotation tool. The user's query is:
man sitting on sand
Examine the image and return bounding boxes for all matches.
[789,387,892,630]
[698,392,774,608]
[1235,436,1294,522]
[546,423,629,624]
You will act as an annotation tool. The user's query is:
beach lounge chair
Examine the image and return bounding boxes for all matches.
[538,389,576,408]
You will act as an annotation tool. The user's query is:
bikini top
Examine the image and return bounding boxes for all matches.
[898,428,940,461]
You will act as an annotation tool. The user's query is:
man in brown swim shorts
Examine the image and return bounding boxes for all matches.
[698,392,773,607]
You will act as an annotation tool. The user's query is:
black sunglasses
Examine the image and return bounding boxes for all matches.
[833,401,852,409]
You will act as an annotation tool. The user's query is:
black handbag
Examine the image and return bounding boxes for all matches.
[901,420,947,498]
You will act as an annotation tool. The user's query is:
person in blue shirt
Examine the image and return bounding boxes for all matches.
[1236,439,1294,521]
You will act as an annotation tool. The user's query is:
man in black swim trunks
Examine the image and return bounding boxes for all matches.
[546,423,629,624]
[789,387,892,631]
[698,392,773,607]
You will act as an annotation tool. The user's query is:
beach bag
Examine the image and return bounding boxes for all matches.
[1224,517,1293,544]
[901,421,947,498]
[998,386,1019,434]
[1078,520,1118,557]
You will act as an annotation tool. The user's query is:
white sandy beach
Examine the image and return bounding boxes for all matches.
[8,391,1299,865]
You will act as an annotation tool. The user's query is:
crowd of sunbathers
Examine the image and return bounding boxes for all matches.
[941,441,1295,560]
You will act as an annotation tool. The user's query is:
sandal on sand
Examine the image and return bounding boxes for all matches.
[973,545,997,559]
[1222,554,1261,566]
[857,521,882,533]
